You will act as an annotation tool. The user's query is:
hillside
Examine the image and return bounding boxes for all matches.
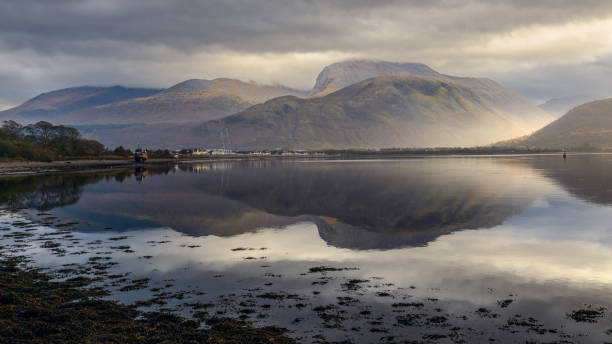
[513,98,612,149]
[310,60,552,127]
[189,75,552,150]
[0,86,161,122]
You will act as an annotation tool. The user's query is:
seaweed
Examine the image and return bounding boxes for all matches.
[0,255,295,344]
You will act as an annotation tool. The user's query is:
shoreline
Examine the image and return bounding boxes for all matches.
[1,151,607,178]
[0,155,327,177]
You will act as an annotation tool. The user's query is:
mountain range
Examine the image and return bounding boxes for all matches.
[1,60,556,149]
[1,79,307,125]
[195,75,551,150]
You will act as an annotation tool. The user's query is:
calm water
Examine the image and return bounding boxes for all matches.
[2,155,612,343]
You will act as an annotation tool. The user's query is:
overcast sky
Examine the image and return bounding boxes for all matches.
[1,0,612,109]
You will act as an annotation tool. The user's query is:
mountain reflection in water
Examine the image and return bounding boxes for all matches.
[1,155,608,249]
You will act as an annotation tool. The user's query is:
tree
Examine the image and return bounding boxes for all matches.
[1,120,23,140]
[113,146,129,156]
[23,121,55,146]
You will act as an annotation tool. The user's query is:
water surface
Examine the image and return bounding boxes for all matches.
[2,155,612,343]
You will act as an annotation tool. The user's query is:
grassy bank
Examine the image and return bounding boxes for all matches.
[0,255,295,343]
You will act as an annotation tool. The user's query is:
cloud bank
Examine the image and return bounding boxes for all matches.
[1,0,612,108]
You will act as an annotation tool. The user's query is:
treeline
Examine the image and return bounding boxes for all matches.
[0,120,180,161]
[0,121,146,161]
[0,121,109,161]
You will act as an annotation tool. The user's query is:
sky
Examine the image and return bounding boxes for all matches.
[1,0,612,109]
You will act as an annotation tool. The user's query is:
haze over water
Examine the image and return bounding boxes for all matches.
[2,155,612,343]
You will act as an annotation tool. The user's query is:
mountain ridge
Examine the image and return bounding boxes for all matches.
[1,78,308,125]
[1,60,554,149]
[0,86,162,122]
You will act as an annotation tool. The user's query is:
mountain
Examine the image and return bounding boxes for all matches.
[191,75,553,150]
[0,86,161,122]
[509,98,612,149]
[539,94,603,118]
[61,78,308,125]
[310,60,551,126]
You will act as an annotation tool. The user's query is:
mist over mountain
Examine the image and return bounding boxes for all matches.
[509,98,612,149]
[538,94,603,118]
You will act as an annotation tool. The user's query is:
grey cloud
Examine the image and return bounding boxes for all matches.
[494,55,612,103]
[2,0,612,54]
[2,0,612,107]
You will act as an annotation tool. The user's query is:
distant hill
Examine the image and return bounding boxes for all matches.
[189,75,553,150]
[0,86,161,122]
[508,98,612,149]
[539,94,603,118]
